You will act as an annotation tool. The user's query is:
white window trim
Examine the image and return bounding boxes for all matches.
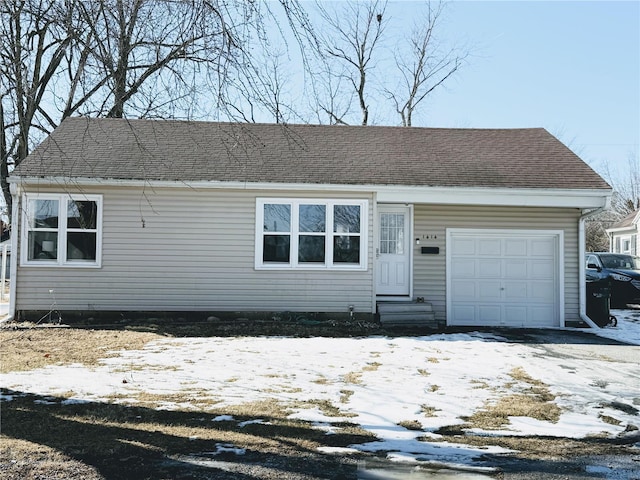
[255,198,368,271]
[21,193,103,268]
[620,235,632,254]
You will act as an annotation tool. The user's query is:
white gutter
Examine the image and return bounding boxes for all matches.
[578,203,610,329]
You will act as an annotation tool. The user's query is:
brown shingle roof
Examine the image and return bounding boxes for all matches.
[610,209,640,229]
[12,117,611,190]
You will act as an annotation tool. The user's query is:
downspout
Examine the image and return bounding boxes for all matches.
[1,182,20,323]
[578,204,609,329]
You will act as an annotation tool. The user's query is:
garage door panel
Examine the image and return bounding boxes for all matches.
[478,238,501,255]
[452,280,477,300]
[504,305,527,323]
[448,230,559,328]
[505,238,528,256]
[531,281,555,300]
[452,305,476,324]
[451,258,474,277]
[479,281,502,300]
[478,305,501,322]
[504,281,528,301]
[478,259,501,277]
[531,259,554,278]
[452,237,476,255]
[505,259,527,278]
[530,306,555,324]
[531,238,555,256]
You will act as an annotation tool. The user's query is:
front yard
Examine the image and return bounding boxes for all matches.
[1,313,639,479]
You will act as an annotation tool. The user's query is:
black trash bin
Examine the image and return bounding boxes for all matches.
[586,274,614,327]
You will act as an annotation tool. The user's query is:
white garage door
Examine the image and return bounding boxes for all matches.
[447,229,561,327]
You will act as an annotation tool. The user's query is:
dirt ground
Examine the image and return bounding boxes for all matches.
[1,322,638,479]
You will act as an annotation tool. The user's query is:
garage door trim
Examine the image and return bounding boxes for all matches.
[445,228,565,328]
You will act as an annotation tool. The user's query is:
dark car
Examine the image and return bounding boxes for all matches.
[586,252,640,308]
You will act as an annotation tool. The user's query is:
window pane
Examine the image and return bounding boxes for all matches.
[68,200,97,229]
[333,235,360,264]
[263,235,290,262]
[264,204,290,232]
[299,235,325,263]
[67,232,97,260]
[299,205,325,233]
[31,199,59,228]
[28,231,58,260]
[334,205,360,233]
[380,213,404,255]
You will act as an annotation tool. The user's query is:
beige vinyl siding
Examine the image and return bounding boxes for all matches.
[16,186,375,314]
[413,205,581,323]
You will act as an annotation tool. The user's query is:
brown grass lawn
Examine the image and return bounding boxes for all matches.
[0,325,372,479]
[0,327,160,373]
[0,325,636,479]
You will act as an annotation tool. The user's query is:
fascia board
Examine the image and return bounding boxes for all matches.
[374,186,610,208]
[606,226,639,234]
[9,176,611,208]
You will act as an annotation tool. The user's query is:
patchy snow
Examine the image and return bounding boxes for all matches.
[212,414,235,422]
[591,308,640,345]
[205,443,247,456]
[2,315,639,469]
[237,419,271,428]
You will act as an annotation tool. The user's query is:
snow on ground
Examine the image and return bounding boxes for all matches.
[2,315,640,467]
[591,308,640,345]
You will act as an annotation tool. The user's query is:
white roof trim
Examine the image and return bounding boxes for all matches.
[8,176,611,208]
[605,210,640,234]
[375,185,609,208]
[606,226,640,234]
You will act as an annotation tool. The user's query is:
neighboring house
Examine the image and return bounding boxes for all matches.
[606,209,639,255]
[6,118,611,328]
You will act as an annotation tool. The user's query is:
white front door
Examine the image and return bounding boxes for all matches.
[376,205,411,296]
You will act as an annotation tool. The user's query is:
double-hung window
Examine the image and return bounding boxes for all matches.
[621,235,632,255]
[256,199,367,270]
[22,194,102,267]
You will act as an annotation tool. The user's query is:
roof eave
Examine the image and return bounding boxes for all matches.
[605,210,640,232]
[606,226,637,234]
[8,175,612,209]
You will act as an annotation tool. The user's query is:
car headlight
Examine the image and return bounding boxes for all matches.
[610,272,632,282]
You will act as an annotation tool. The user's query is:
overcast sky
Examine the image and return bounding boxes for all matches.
[382,0,639,180]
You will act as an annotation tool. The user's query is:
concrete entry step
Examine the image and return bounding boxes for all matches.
[377,301,437,327]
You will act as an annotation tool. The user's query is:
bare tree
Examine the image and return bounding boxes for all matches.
[583,152,639,252]
[310,0,467,127]
[0,0,79,215]
[216,0,322,124]
[311,66,353,125]
[606,153,640,216]
[315,0,387,125]
[1,0,315,221]
[223,44,296,124]
[2,0,231,215]
[64,0,241,120]
[585,211,615,252]
[388,0,466,126]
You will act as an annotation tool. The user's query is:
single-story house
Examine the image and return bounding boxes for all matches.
[6,118,611,328]
[606,209,639,255]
